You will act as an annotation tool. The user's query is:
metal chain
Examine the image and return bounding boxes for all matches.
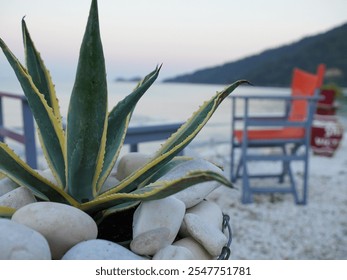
[217,213,232,260]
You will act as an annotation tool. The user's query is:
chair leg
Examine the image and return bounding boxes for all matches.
[289,144,309,205]
[231,145,252,203]
[286,145,303,204]
[299,150,310,205]
[241,161,253,204]
[231,144,242,183]
[287,161,300,204]
[230,143,236,182]
[234,156,243,182]
[279,145,287,183]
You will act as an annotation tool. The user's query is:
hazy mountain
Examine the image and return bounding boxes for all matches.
[164,22,347,87]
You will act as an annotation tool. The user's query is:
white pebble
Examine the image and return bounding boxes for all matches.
[0,218,51,260]
[130,227,171,256]
[180,200,223,236]
[131,196,185,255]
[62,239,145,260]
[12,202,98,259]
[0,186,36,209]
[173,237,212,260]
[0,177,18,196]
[116,153,152,181]
[153,245,195,260]
[184,213,227,257]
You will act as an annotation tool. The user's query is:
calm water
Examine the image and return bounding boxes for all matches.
[1,80,345,154]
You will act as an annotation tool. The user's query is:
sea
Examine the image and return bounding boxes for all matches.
[1,80,346,164]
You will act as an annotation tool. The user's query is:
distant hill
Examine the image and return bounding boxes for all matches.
[115,76,142,82]
[164,23,347,87]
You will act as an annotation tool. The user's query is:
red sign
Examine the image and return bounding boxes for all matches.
[311,115,344,157]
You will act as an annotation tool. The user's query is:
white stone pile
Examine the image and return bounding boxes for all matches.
[0,153,230,260]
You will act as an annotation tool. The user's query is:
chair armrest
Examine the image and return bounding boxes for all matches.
[230,94,321,122]
[229,94,321,101]
[233,117,308,129]
[230,94,321,130]
[246,118,308,127]
[233,115,287,122]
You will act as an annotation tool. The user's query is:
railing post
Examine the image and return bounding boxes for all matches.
[0,96,4,142]
[230,96,236,182]
[22,99,37,169]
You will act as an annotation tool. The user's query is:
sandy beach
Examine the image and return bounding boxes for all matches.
[2,128,347,260]
[194,130,347,260]
[3,114,346,260]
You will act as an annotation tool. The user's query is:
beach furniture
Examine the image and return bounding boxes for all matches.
[230,64,325,204]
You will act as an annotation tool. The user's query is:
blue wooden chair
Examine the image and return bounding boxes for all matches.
[230,65,325,204]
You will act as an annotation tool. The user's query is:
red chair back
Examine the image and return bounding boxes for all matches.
[289,64,325,121]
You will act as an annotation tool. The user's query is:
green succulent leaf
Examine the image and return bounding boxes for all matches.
[93,201,140,224]
[100,80,247,196]
[0,206,16,218]
[21,19,66,187]
[96,65,161,193]
[66,0,108,202]
[155,80,249,156]
[82,170,232,214]
[0,143,78,206]
[0,38,66,188]
[22,18,62,125]
[98,156,192,197]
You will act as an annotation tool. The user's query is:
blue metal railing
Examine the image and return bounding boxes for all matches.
[0,91,37,168]
[0,91,183,169]
[125,123,182,152]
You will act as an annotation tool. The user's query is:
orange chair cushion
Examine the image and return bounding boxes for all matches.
[234,127,305,142]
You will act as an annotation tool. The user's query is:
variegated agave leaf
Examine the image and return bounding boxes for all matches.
[81,169,231,214]
[22,19,62,124]
[0,38,66,189]
[21,19,66,188]
[99,80,247,197]
[66,0,108,202]
[96,65,162,194]
[0,206,16,218]
[0,143,78,206]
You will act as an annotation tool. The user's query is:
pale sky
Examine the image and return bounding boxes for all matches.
[1,0,347,82]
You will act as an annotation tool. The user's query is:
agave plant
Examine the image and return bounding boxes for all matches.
[0,0,246,224]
